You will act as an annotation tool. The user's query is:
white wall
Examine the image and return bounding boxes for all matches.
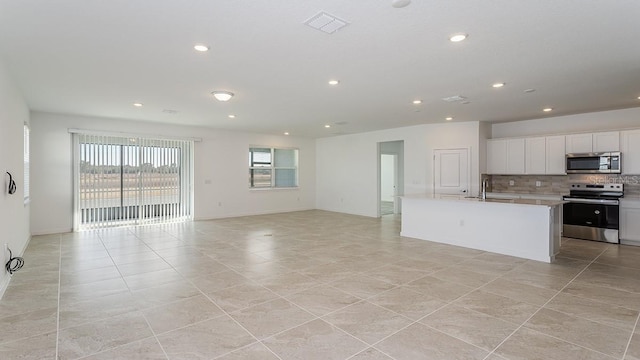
[0,59,30,296]
[30,112,316,235]
[492,107,640,138]
[316,121,481,217]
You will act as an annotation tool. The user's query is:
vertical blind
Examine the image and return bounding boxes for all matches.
[73,133,193,230]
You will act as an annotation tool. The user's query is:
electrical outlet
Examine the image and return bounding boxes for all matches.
[509,180,515,186]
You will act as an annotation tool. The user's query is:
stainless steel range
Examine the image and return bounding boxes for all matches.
[562,183,624,243]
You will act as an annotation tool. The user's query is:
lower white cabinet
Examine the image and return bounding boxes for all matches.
[620,199,640,244]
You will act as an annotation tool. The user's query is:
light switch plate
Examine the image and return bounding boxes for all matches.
[509,180,515,186]
[536,181,542,187]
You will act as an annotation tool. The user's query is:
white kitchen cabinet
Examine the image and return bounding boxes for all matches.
[566,131,620,153]
[525,137,546,174]
[506,138,525,174]
[565,133,593,153]
[487,139,507,174]
[545,135,566,174]
[593,131,620,152]
[620,199,640,245]
[621,129,640,174]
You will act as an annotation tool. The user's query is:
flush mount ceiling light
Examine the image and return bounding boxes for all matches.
[392,0,411,8]
[328,79,340,85]
[324,124,331,128]
[228,114,236,119]
[449,33,468,42]
[413,100,422,104]
[284,132,290,136]
[194,44,209,52]
[492,82,505,88]
[132,102,143,107]
[543,107,553,112]
[445,117,453,121]
[211,91,234,102]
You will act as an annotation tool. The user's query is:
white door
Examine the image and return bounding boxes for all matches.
[380,154,396,202]
[434,148,469,195]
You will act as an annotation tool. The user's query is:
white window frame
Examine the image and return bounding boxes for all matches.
[249,147,299,189]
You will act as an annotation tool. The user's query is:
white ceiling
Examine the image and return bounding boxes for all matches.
[1,0,639,138]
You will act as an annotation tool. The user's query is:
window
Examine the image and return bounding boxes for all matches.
[23,124,29,203]
[249,147,298,188]
[73,133,194,230]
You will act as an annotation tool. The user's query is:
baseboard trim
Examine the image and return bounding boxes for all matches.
[30,228,73,236]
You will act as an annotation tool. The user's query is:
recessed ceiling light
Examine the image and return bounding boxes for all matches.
[133,102,143,107]
[543,107,553,112]
[324,124,331,128]
[284,132,290,136]
[413,100,422,104]
[492,83,505,88]
[637,96,640,100]
[211,91,234,101]
[228,115,236,119]
[449,34,467,42]
[328,79,340,85]
[194,44,209,52]
[445,117,453,121]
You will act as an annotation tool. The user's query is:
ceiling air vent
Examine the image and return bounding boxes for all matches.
[304,11,349,34]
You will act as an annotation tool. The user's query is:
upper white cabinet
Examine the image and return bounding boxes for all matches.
[545,135,566,174]
[566,131,620,153]
[487,138,525,174]
[565,133,592,153]
[593,131,620,152]
[487,139,507,174]
[506,138,525,174]
[525,137,546,174]
[487,136,566,175]
[621,129,640,174]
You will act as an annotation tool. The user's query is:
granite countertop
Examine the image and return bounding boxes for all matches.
[402,193,566,207]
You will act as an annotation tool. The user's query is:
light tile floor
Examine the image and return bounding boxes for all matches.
[1,210,640,359]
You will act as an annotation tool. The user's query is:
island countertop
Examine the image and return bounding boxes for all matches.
[401,193,566,208]
[400,193,562,263]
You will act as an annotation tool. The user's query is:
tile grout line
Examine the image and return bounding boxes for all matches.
[623,312,640,359]
[55,234,62,360]
[481,245,611,360]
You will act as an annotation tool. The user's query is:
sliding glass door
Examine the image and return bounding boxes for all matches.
[73,134,193,230]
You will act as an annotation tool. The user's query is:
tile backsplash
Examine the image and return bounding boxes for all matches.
[487,174,640,198]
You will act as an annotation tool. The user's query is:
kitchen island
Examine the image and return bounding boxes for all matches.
[400,194,564,263]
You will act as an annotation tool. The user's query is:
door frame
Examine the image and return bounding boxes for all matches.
[377,140,404,217]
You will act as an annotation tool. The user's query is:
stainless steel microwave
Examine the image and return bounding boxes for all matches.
[566,152,621,174]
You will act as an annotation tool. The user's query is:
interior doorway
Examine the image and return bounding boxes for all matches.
[378,140,404,216]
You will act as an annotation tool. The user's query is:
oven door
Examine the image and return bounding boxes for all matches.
[562,199,619,243]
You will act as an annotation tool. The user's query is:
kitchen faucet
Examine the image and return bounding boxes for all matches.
[481,178,488,200]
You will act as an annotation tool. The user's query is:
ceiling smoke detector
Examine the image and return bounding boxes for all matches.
[442,95,467,103]
[304,11,349,34]
[392,0,411,8]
